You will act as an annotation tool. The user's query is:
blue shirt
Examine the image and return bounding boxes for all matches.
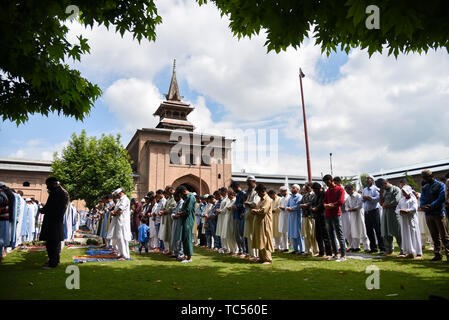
[420,179,446,215]
[362,185,380,212]
[138,224,150,243]
[286,193,302,214]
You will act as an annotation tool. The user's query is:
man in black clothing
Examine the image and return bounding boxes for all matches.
[39,177,69,269]
[310,182,332,257]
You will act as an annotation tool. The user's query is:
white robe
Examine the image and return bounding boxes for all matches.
[107,195,132,241]
[216,196,229,238]
[149,203,158,247]
[396,195,421,255]
[221,198,237,253]
[278,195,290,234]
[345,192,370,249]
[14,196,25,247]
[340,192,352,243]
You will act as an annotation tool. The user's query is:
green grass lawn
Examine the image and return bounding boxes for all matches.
[1,245,448,300]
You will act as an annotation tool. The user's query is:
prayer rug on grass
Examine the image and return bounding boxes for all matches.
[346,253,387,260]
[73,256,131,263]
[86,249,114,256]
[73,254,118,259]
[66,245,104,249]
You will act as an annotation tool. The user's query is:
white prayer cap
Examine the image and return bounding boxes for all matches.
[367,175,375,181]
[25,198,32,202]
[246,175,256,182]
[141,198,146,202]
[279,186,288,191]
[401,185,414,196]
[112,188,123,196]
[292,184,300,190]
[0,181,7,187]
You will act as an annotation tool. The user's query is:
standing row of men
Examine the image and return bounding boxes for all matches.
[92,185,196,263]
[192,169,449,264]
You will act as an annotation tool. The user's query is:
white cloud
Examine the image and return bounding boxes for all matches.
[103,78,164,132]
[9,141,68,161]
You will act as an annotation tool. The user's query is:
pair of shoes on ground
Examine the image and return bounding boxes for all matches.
[180,259,192,263]
[326,255,346,262]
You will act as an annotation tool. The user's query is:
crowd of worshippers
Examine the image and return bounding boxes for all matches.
[86,169,449,265]
[90,185,197,262]
[0,179,80,266]
[0,184,46,262]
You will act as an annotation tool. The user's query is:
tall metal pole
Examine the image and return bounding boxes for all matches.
[330,152,333,176]
[199,142,202,195]
[299,68,312,183]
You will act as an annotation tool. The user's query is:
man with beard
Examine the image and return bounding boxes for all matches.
[107,188,132,260]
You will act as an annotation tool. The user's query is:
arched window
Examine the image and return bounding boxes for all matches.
[218,174,221,179]
[23,181,30,187]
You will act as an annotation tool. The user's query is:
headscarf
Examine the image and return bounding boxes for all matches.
[396,185,418,215]
[401,185,415,198]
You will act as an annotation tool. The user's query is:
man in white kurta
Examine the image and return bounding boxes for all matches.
[415,192,432,249]
[14,193,25,247]
[278,186,290,252]
[216,188,229,253]
[107,188,132,260]
[221,191,237,254]
[340,191,352,251]
[396,185,422,259]
[149,199,159,249]
[155,191,167,251]
[344,185,370,252]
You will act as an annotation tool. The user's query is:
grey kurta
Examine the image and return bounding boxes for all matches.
[381,185,402,238]
[160,195,176,243]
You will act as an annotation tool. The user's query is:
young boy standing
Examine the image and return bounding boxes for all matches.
[138,218,150,254]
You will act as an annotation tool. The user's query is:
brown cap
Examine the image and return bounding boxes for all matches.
[421,169,432,177]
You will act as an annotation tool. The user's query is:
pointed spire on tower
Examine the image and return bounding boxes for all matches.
[166,59,181,101]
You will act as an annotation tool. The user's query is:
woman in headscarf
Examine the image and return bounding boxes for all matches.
[396,185,422,259]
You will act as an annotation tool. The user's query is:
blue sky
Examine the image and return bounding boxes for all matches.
[1,0,448,176]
